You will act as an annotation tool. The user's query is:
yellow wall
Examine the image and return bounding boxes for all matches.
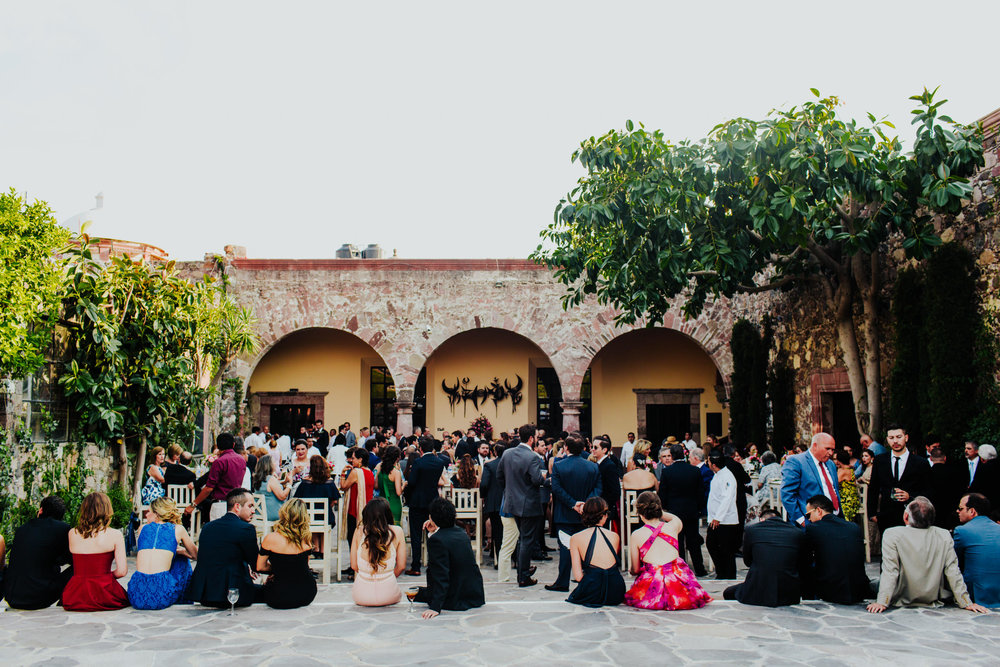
[590,328,728,447]
[424,329,548,437]
[249,328,386,429]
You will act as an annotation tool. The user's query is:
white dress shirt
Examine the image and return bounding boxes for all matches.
[968,456,979,481]
[707,466,739,525]
[620,441,635,466]
[809,452,836,503]
[683,439,697,452]
[890,449,910,481]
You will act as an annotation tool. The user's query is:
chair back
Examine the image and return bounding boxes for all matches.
[301,498,329,531]
[251,493,271,536]
[166,484,194,507]
[767,478,785,519]
[451,488,481,517]
[620,489,639,571]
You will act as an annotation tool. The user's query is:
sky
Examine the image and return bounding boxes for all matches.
[2,1,999,261]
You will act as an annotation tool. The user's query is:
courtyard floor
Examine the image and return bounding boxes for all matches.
[3,552,997,666]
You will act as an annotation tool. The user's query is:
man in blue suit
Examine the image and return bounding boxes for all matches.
[781,432,841,526]
[545,434,601,592]
[954,492,1000,607]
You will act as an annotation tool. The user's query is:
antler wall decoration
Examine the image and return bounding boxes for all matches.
[441,375,525,415]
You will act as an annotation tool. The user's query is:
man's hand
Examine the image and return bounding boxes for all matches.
[421,609,439,619]
[966,603,990,614]
[573,501,584,515]
[709,519,719,530]
[184,505,195,515]
[866,602,886,614]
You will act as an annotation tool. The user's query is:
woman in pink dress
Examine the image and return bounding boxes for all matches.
[351,497,406,606]
[625,491,712,611]
[62,492,129,611]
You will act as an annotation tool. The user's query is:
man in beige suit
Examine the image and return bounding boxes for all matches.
[867,496,989,613]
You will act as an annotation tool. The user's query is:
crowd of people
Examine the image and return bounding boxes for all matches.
[2,419,999,619]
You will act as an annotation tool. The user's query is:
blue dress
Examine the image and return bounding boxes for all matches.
[567,528,625,608]
[127,522,192,610]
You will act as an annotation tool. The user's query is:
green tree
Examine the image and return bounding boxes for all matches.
[887,266,925,445]
[59,232,259,500]
[0,189,70,378]
[533,89,984,436]
[767,349,797,453]
[729,319,767,448]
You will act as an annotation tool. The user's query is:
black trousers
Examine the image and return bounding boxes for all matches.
[487,511,503,563]
[677,514,706,573]
[514,515,542,583]
[706,523,740,579]
[409,507,429,569]
[554,522,583,588]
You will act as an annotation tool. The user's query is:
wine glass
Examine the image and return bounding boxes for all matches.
[227,587,240,616]
[405,587,419,615]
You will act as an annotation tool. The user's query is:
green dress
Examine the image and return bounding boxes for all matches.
[378,472,402,525]
[838,478,861,522]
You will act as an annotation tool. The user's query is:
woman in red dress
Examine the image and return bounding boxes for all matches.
[340,447,375,578]
[62,492,129,611]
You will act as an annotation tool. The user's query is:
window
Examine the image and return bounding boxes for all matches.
[370,366,397,430]
[23,362,73,442]
[536,368,562,436]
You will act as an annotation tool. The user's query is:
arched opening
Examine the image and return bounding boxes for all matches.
[586,328,728,454]
[248,327,397,436]
[417,328,562,438]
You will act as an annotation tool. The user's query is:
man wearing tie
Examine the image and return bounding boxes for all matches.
[780,432,841,526]
[868,425,930,535]
[964,441,987,493]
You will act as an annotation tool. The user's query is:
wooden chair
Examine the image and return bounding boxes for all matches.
[451,487,483,565]
[767,478,786,520]
[251,493,272,538]
[166,484,201,541]
[619,489,639,572]
[302,498,333,584]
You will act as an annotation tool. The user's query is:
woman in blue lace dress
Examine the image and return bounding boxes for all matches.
[127,497,198,610]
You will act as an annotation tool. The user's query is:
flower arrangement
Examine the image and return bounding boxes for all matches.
[470,415,492,440]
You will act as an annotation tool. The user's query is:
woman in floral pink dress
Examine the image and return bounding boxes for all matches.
[625,491,712,610]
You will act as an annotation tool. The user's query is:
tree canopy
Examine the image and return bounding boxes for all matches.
[532,89,984,436]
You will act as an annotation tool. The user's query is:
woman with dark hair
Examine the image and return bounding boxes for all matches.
[452,454,480,489]
[254,456,290,522]
[295,455,341,552]
[351,497,406,606]
[375,445,405,525]
[625,491,711,611]
[141,446,167,505]
[565,497,626,608]
[62,492,129,611]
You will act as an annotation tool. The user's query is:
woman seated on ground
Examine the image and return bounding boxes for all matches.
[295,455,341,552]
[253,456,291,523]
[374,445,405,525]
[625,491,711,611]
[62,492,129,611]
[351,497,406,607]
[626,439,654,473]
[257,499,317,609]
[566,497,626,608]
[128,497,198,610]
[141,446,167,505]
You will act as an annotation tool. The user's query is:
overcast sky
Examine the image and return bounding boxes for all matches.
[2,1,998,261]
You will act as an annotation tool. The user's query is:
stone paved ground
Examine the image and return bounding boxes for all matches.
[3,554,998,666]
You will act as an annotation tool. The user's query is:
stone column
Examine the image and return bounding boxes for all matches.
[395,401,416,437]
[560,401,584,434]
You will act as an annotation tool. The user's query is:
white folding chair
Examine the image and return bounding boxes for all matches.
[251,493,272,538]
[620,489,639,572]
[302,498,332,584]
[401,506,410,544]
[451,488,483,565]
[167,484,201,541]
[768,479,786,520]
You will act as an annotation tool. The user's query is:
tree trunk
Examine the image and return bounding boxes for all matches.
[131,433,148,510]
[115,438,129,488]
[857,252,883,436]
[830,275,871,436]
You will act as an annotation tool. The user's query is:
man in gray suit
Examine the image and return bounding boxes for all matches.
[497,423,545,587]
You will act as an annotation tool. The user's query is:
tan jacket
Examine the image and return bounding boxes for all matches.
[877,525,972,608]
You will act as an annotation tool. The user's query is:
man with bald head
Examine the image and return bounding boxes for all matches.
[780,433,841,526]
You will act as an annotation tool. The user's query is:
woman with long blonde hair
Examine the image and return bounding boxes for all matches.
[257,499,317,608]
[351,497,406,606]
[62,492,129,611]
[128,496,199,609]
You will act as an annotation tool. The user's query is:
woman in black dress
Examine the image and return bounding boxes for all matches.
[566,497,626,608]
[256,499,317,609]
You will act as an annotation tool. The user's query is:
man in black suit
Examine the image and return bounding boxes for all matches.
[497,423,546,587]
[869,425,931,535]
[591,437,621,530]
[927,448,964,530]
[2,496,72,609]
[802,495,872,604]
[415,497,485,618]
[404,438,447,576]
[964,441,989,495]
[545,434,601,591]
[723,443,752,543]
[723,509,805,607]
[314,419,330,458]
[186,488,260,607]
[163,444,197,488]
[658,444,707,576]
[454,429,478,462]
[479,443,506,567]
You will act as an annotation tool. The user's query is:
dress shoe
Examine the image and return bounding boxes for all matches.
[544,583,569,592]
[404,569,421,576]
[518,577,538,588]
[527,565,537,576]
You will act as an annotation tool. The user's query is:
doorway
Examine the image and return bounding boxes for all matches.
[821,391,861,449]
[645,404,690,457]
[270,404,315,438]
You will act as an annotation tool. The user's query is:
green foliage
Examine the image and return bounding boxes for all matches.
[729,320,768,448]
[767,350,797,452]
[966,303,1000,446]
[887,267,925,444]
[105,484,133,529]
[0,188,71,378]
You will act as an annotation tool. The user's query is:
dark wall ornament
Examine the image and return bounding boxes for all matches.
[441,375,524,415]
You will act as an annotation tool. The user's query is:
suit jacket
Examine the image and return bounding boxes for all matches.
[163,461,196,487]
[424,525,485,613]
[725,458,751,520]
[964,457,989,494]
[927,462,964,530]
[802,514,872,604]
[657,461,703,524]
[732,518,806,607]
[876,525,971,608]
[186,512,259,606]
[2,517,71,609]
[698,464,713,513]
[597,457,621,512]
[454,438,478,462]
[479,457,505,514]
[868,452,931,529]
[497,444,545,517]
[550,454,601,526]
[407,453,446,511]
[780,451,841,525]
[953,515,1000,607]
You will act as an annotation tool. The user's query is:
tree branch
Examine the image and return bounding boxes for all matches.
[806,235,842,273]
[736,274,813,293]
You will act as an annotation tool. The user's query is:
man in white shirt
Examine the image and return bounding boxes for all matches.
[619,432,636,467]
[683,432,698,453]
[276,433,291,463]
[245,426,263,450]
[706,451,740,579]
